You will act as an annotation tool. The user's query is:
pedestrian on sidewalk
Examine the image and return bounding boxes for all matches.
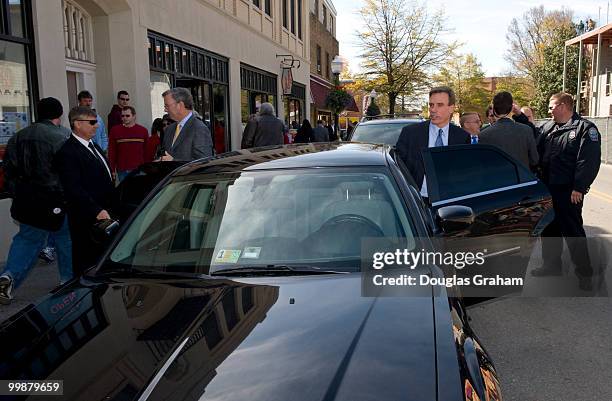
[0,98,73,305]
[108,106,149,182]
[78,90,108,152]
[107,90,130,131]
[240,103,284,148]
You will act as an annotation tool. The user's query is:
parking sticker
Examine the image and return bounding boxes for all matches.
[242,247,262,259]
[215,249,242,263]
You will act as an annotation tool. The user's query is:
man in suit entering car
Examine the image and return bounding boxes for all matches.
[396,86,470,202]
[55,106,117,275]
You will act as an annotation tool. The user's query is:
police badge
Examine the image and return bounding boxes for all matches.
[568,131,576,140]
[589,127,600,141]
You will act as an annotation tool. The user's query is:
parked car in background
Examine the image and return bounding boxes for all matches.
[348,118,422,146]
[0,143,554,401]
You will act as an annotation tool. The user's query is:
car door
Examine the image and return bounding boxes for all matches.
[421,144,553,296]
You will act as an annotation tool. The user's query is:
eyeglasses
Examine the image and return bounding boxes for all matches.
[119,97,130,101]
[164,102,178,109]
[76,119,98,126]
[121,114,132,118]
[465,120,481,124]
[548,103,563,111]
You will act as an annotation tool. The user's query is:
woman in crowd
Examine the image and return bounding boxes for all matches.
[294,119,314,143]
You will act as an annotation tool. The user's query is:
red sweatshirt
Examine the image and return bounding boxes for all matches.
[108,123,149,172]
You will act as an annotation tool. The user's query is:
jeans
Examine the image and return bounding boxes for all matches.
[2,217,72,288]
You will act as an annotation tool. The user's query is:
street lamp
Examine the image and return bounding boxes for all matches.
[331,55,344,140]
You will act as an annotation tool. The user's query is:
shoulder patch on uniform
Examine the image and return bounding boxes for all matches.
[568,131,576,139]
[589,127,599,141]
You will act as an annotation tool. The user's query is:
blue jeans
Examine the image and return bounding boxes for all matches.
[2,217,72,288]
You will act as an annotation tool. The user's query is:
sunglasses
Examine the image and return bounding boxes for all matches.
[121,114,132,118]
[76,119,98,126]
[119,97,130,101]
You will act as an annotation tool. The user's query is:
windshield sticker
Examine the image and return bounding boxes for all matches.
[215,249,242,263]
[242,247,262,259]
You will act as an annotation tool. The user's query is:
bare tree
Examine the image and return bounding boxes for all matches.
[355,0,458,114]
[505,6,574,79]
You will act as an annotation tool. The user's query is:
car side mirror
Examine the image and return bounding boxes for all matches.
[436,205,475,233]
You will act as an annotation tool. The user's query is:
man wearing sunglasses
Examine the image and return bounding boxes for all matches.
[108,106,148,182]
[108,90,130,131]
[55,106,117,276]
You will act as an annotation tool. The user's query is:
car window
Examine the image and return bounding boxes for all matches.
[428,147,520,202]
[108,167,416,273]
[351,122,415,145]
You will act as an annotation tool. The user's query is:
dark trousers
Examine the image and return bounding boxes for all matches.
[541,184,592,277]
[68,216,106,276]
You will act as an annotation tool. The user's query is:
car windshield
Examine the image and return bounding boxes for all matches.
[106,167,415,274]
[351,122,418,145]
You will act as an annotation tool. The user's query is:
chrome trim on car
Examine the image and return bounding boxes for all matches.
[431,181,539,207]
[138,336,190,401]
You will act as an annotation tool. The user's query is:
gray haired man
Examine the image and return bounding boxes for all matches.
[160,87,213,161]
[240,102,284,148]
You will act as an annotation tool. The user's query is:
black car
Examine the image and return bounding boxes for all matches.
[348,118,422,145]
[0,143,553,401]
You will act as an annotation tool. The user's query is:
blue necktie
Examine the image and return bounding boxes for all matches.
[435,128,444,147]
[471,135,478,144]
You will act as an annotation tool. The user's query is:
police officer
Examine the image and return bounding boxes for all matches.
[531,92,601,291]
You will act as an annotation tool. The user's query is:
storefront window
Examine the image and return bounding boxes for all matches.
[0,40,31,147]
[9,0,24,38]
[150,71,172,121]
[284,98,302,126]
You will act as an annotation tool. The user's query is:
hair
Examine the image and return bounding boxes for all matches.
[77,90,93,101]
[69,106,97,129]
[300,119,312,131]
[550,92,574,108]
[162,87,194,110]
[317,119,324,125]
[259,102,275,116]
[117,90,129,99]
[122,105,136,115]
[459,112,481,127]
[429,86,456,105]
[151,118,164,136]
[492,91,513,116]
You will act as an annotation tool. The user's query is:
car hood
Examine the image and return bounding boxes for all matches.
[0,273,438,401]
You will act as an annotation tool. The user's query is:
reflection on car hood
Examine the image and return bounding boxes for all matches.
[0,274,437,401]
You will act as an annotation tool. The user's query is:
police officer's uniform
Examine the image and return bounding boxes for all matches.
[535,112,601,281]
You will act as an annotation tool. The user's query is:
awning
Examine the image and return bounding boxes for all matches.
[310,78,360,112]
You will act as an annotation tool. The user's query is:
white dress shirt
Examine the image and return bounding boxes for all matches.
[72,133,112,180]
[421,123,449,197]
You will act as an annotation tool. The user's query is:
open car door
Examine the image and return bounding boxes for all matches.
[421,144,553,297]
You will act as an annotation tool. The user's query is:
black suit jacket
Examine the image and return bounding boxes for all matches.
[395,121,470,189]
[55,135,116,224]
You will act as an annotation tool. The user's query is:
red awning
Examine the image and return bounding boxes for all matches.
[310,78,360,112]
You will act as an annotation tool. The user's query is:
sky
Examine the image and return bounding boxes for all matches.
[335,0,607,76]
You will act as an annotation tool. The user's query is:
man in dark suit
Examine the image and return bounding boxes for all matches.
[396,86,470,201]
[55,106,116,275]
[479,91,538,170]
[159,88,213,161]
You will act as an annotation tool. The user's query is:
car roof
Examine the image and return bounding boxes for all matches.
[358,118,422,126]
[171,143,390,177]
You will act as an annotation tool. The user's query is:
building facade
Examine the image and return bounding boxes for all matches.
[7,0,310,154]
[308,0,337,125]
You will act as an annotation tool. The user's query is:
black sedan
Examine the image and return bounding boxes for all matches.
[348,118,422,145]
[0,143,553,401]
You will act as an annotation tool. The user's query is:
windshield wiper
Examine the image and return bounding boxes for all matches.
[211,264,346,277]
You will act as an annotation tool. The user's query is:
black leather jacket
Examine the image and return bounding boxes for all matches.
[4,120,68,197]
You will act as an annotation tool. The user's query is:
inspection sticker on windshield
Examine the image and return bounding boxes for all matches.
[215,249,241,263]
[242,247,262,259]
